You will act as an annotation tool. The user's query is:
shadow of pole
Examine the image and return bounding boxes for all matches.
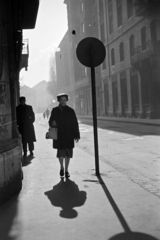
[97,175,131,233]
[79,119,160,137]
[97,175,159,240]
[109,232,159,240]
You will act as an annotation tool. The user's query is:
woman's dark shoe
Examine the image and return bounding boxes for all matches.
[65,172,70,178]
[30,151,34,156]
[60,168,64,177]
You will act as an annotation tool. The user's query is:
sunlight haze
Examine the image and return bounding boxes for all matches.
[20,0,68,88]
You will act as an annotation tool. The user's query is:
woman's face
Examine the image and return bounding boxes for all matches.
[59,96,67,106]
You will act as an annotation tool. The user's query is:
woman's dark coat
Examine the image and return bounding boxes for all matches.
[16,104,36,143]
[49,106,80,149]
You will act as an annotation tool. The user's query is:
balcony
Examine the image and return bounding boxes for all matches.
[134,0,160,16]
[19,39,29,71]
[130,40,153,65]
[130,40,160,67]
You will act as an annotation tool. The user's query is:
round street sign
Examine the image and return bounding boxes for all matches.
[76,37,106,68]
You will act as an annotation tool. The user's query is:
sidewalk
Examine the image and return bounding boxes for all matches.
[78,115,160,126]
[0,122,160,240]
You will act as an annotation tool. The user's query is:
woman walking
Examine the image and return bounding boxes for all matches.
[49,93,80,178]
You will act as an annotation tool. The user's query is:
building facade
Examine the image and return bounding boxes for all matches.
[56,0,160,119]
[0,0,39,204]
[57,0,93,113]
[101,0,160,119]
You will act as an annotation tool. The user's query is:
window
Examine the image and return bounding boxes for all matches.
[116,0,122,27]
[120,71,128,106]
[150,20,157,44]
[112,80,118,106]
[127,0,133,19]
[81,66,87,77]
[81,2,84,12]
[111,48,115,66]
[108,0,113,34]
[84,67,87,76]
[82,24,85,33]
[102,57,106,70]
[130,69,139,106]
[129,35,135,56]
[104,83,109,115]
[141,26,146,50]
[81,23,85,33]
[135,0,145,15]
[119,42,124,61]
[104,84,109,107]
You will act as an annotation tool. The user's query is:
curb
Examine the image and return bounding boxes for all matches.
[77,115,160,126]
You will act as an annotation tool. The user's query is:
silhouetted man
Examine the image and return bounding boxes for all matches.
[46,108,50,119]
[16,96,36,156]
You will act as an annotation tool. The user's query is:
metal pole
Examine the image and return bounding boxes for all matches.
[90,65,100,176]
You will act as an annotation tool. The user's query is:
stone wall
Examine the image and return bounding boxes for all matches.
[0,4,12,142]
[0,146,22,205]
[0,1,23,205]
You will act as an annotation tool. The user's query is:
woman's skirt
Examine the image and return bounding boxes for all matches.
[57,148,73,158]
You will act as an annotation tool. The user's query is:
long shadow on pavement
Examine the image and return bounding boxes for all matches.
[22,155,35,167]
[0,196,19,240]
[97,175,158,240]
[44,178,87,218]
[109,232,158,240]
[79,119,160,136]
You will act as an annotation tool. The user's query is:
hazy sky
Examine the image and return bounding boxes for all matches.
[20,0,68,88]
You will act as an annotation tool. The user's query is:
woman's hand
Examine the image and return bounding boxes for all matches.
[52,121,57,127]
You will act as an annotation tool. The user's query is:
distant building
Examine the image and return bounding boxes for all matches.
[58,0,160,119]
[55,31,74,107]
[58,0,93,113]
[32,80,53,113]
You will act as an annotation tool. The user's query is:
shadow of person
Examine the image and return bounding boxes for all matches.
[22,155,35,167]
[44,178,87,219]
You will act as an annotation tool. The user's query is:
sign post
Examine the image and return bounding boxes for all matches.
[76,37,106,176]
[90,62,99,175]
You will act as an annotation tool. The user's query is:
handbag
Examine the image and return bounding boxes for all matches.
[45,127,58,140]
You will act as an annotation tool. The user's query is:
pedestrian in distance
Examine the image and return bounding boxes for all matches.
[16,96,36,157]
[43,112,46,119]
[46,108,50,119]
[49,93,80,178]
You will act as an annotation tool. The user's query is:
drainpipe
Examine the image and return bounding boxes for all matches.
[105,0,112,115]
[97,0,104,115]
